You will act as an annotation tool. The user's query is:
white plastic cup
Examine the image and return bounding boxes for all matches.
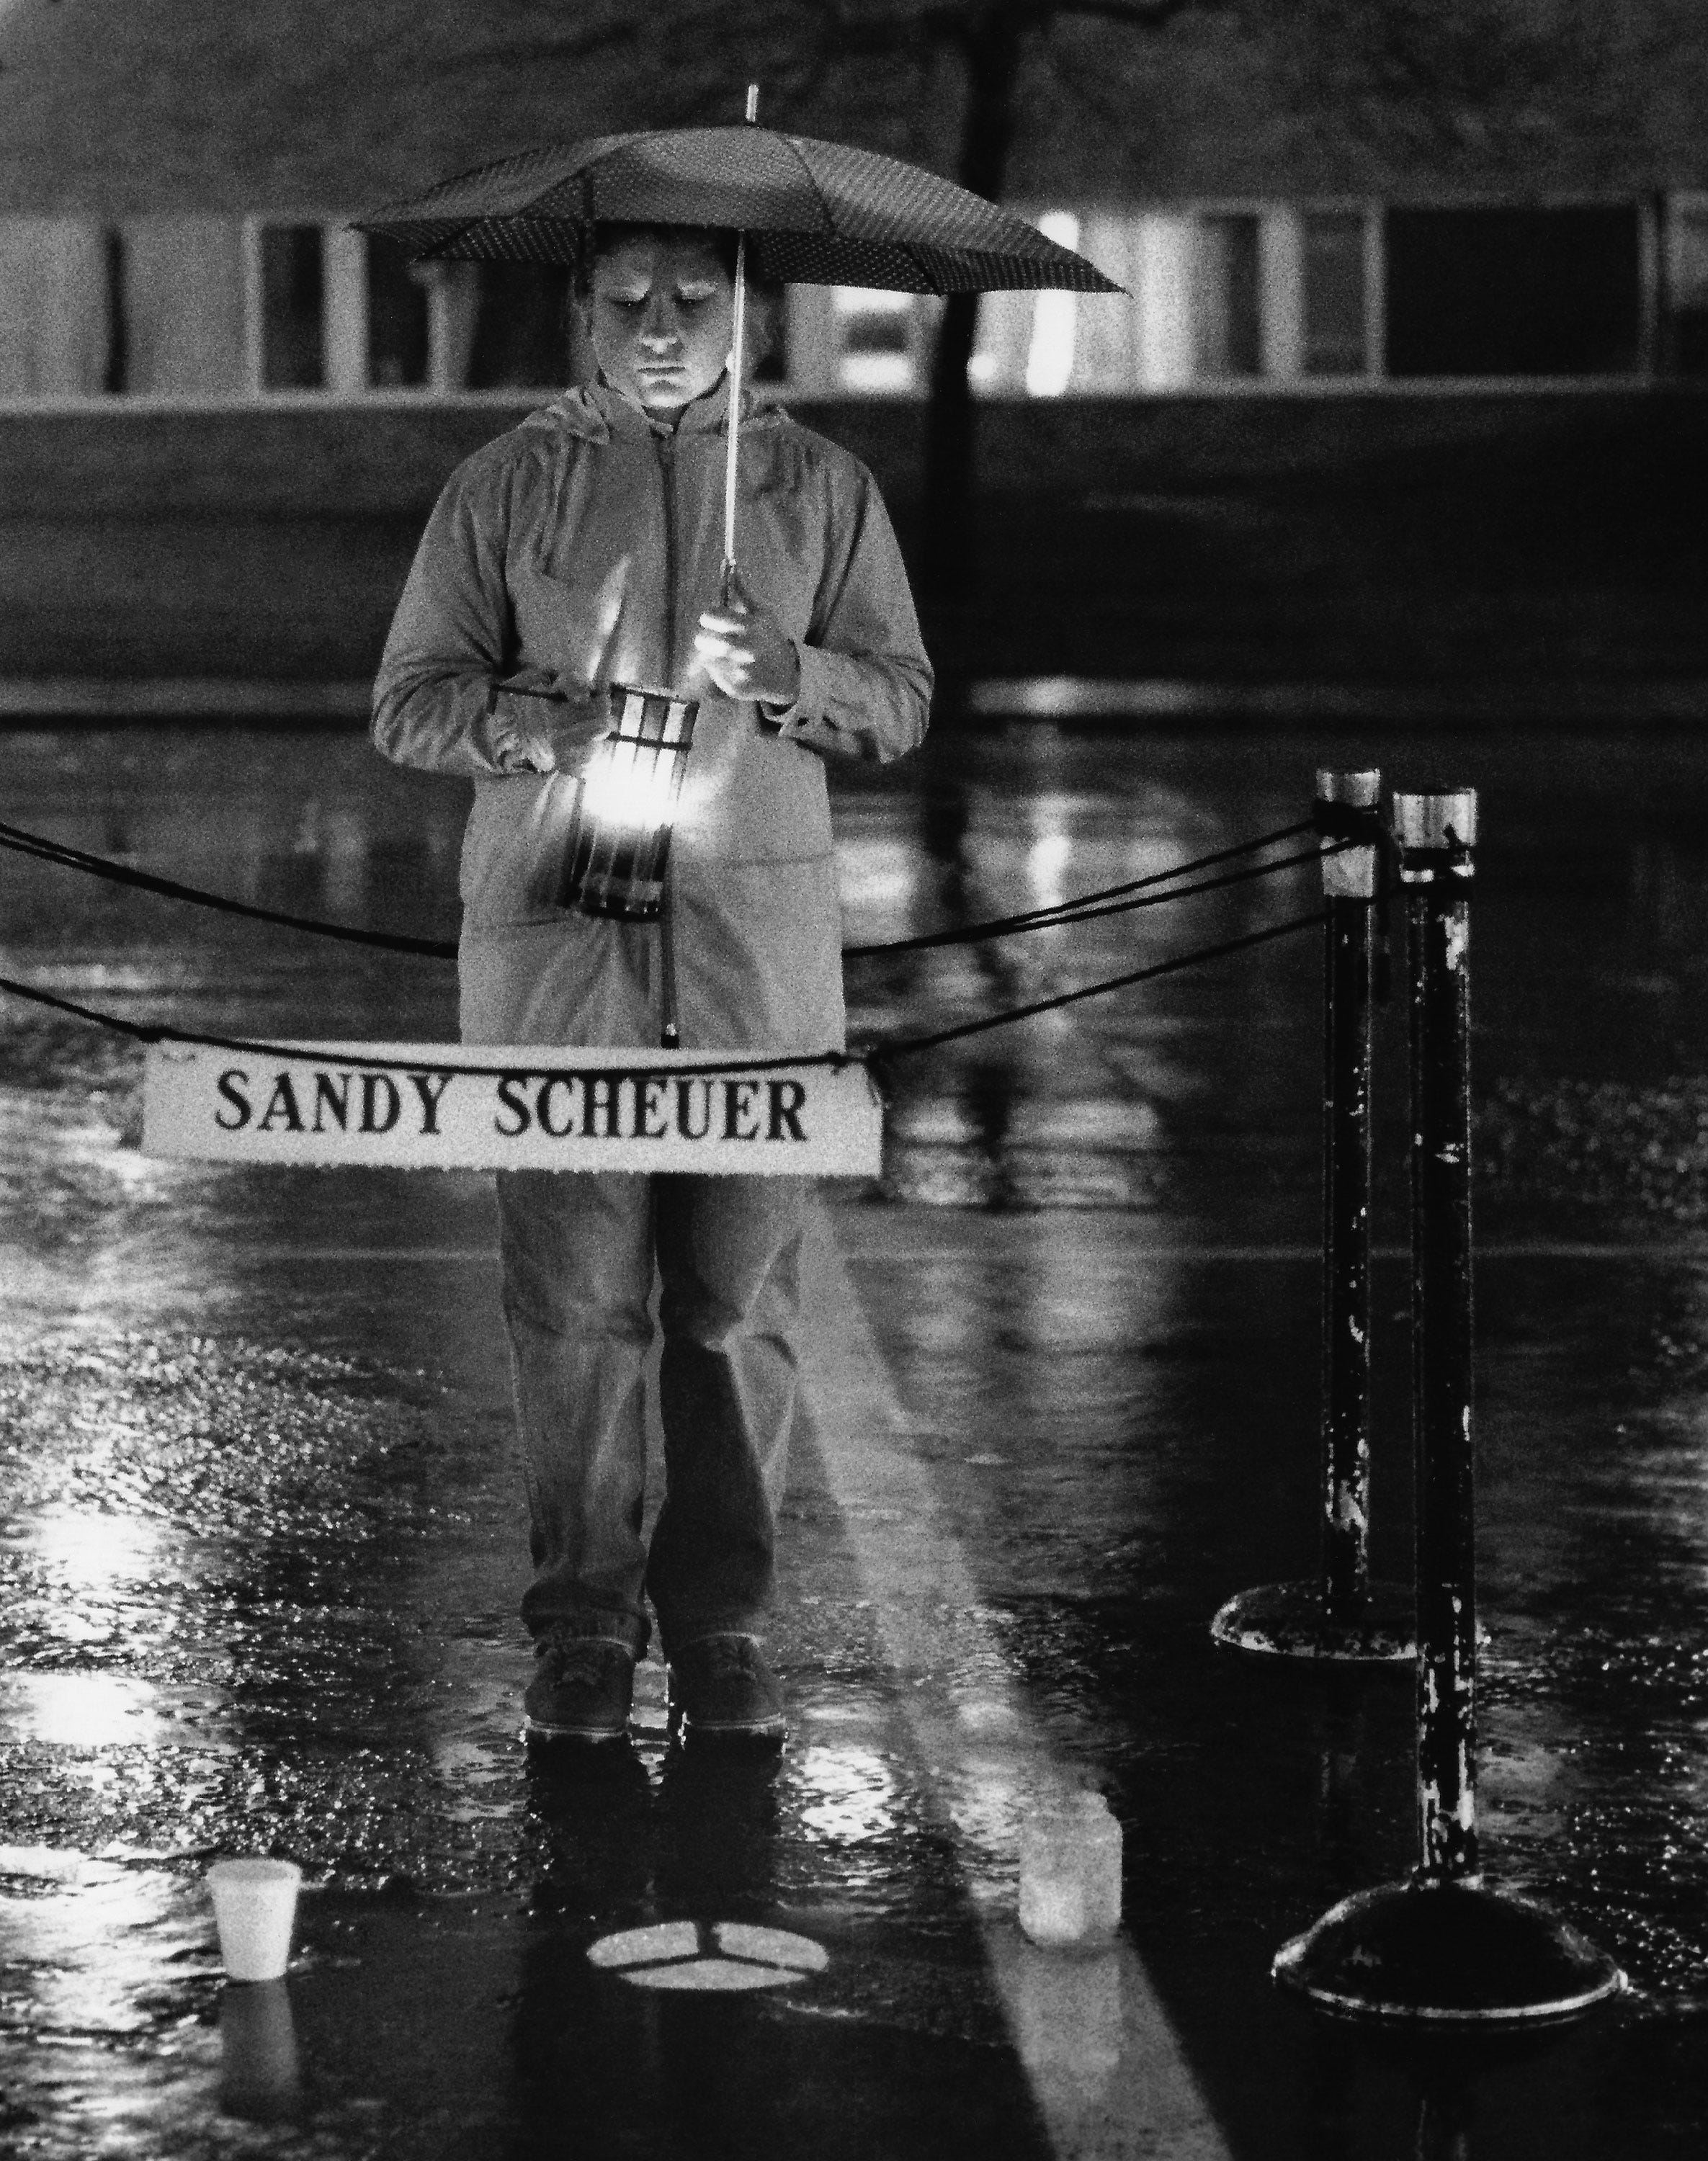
[1018,1792,1123,1949]
[207,1858,302,1982]
[1071,1791,1124,1939]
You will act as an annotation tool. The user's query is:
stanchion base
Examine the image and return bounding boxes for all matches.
[1210,1580,1415,1663]
[1274,1876,1626,2028]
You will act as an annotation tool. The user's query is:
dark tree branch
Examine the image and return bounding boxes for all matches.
[814,1,978,66]
[1042,0,1222,26]
[1039,16,1163,140]
[908,1,1222,611]
[445,12,643,71]
[826,0,1218,45]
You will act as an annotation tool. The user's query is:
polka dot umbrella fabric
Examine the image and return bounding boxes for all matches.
[354,126,1120,293]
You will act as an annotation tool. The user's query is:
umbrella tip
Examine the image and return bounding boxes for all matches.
[745,82,760,124]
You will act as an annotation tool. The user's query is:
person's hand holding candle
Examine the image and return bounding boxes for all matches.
[694,565,800,712]
[510,678,608,773]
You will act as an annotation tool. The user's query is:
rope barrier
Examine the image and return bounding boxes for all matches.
[869,911,1326,1058]
[845,841,1334,956]
[0,973,848,1080]
[0,814,1321,964]
[0,819,459,960]
[0,907,1329,1078]
[843,818,1320,955]
[0,798,1338,1088]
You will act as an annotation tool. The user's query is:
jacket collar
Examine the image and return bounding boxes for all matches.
[531,374,782,447]
[591,372,782,437]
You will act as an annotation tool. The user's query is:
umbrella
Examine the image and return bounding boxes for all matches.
[356,86,1121,591]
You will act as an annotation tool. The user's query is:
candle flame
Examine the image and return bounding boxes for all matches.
[581,735,682,834]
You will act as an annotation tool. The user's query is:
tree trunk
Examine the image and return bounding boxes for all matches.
[921,6,1025,615]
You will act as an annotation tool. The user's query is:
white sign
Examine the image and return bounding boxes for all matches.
[143,1041,883,1176]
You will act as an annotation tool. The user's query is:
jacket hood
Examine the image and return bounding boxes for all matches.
[522,375,789,448]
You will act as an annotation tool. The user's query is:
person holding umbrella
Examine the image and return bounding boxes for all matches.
[371,215,930,1748]
[363,100,1114,1748]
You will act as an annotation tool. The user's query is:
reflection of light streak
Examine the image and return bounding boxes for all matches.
[32,1505,163,1590]
[1025,796,1075,910]
[1026,831,1072,908]
[321,805,369,917]
[1,1671,164,1748]
[797,1746,899,1845]
[6,1867,196,2044]
[1009,1944,1124,2092]
[800,1214,1228,2155]
[941,1755,1028,1880]
[836,838,916,912]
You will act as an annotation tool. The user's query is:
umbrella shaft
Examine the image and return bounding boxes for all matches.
[724,232,747,578]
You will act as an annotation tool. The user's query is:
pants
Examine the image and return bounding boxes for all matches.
[495,1168,808,1659]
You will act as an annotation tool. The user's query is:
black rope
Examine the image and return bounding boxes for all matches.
[846,844,1333,956]
[0,820,460,960]
[0,814,1321,964]
[0,975,166,1047]
[845,817,1318,957]
[0,908,1332,1081]
[0,974,849,1080]
[866,908,1327,1060]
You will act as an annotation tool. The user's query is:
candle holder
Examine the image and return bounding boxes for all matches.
[1018,1791,1123,1949]
[558,684,699,922]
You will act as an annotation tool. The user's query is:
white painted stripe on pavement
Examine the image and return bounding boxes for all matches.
[799,1198,1234,2161]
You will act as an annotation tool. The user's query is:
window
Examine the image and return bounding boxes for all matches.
[260,225,577,395]
[0,218,112,395]
[120,218,249,395]
[832,287,918,394]
[1667,195,1708,377]
[462,262,576,390]
[256,224,325,389]
[1301,211,1369,377]
[749,288,790,385]
[1385,205,1643,377]
[365,241,431,389]
[1193,214,1263,378]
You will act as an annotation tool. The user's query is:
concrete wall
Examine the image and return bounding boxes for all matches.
[4,390,1704,694]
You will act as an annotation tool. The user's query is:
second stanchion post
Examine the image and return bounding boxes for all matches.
[1211,769,1411,1663]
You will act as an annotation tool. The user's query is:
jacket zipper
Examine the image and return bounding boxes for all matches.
[654,429,683,1050]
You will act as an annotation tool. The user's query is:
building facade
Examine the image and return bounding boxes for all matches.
[4,190,1706,403]
[2,1,1705,699]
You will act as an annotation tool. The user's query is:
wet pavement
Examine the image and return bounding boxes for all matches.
[3,720,1708,2156]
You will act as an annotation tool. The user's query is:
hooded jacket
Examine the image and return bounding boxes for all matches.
[372,377,932,1055]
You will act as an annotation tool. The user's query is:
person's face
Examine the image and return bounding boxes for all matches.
[586,233,735,413]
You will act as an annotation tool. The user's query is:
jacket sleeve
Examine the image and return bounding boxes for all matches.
[765,458,931,765]
[371,455,598,779]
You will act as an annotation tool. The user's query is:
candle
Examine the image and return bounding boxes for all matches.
[1019,1791,1123,1948]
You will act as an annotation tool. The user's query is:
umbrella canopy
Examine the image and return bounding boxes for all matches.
[357,107,1119,596]
[354,126,1120,295]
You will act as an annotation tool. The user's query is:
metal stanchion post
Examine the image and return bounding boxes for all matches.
[1408,788,1478,1879]
[1211,771,1410,1663]
[1272,790,1625,2026]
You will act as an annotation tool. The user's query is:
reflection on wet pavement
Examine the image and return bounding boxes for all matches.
[4,723,1708,2153]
